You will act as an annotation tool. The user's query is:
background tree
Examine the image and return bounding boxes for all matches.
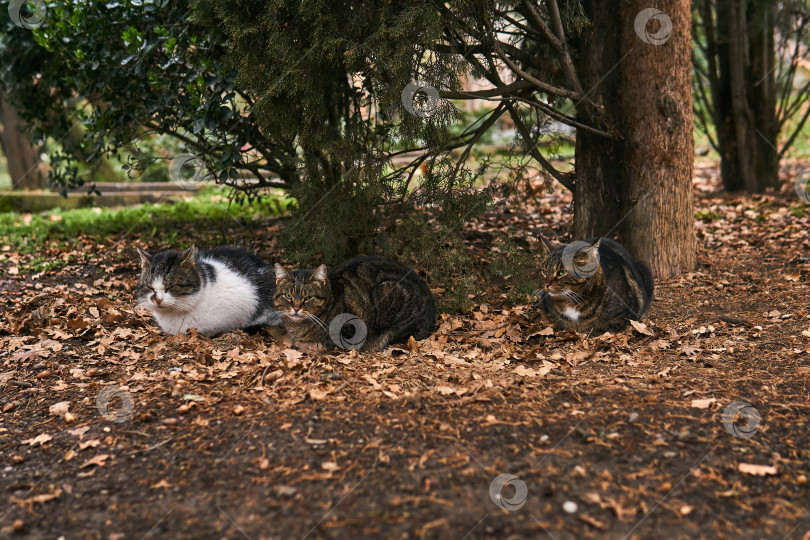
[693,0,810,192]
[0,0,296,194]
[0,91,47,189]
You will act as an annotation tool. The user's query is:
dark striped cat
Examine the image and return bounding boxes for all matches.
[273,255,435,351]
[538,237,654,333]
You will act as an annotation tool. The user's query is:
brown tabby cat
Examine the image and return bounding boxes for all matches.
[538,237,654,333]
[273,255,435,351]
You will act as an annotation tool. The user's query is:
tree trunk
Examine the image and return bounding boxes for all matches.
[0,92,47,190]
[747,0,778,190]
[573,0,624,240]
[712,0,740,190]
[60,120,122,183]
[712,0,778,192]
[574,0,696,277]
[619,0,696,277]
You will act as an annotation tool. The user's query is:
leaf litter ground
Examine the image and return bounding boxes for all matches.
[1,162,809,539]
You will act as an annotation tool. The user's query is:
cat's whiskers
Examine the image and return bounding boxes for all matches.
[561,289,585,307]
[568,290,586,303]
[306,313,329,333]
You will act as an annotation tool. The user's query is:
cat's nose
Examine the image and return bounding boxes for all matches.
[152,295,163,305]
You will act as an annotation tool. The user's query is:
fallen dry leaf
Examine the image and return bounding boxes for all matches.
[80,454,110,469]
[67,426,90,438]
[435,385,457,395]
[630,320,654,336]
[79,439,101,450]
[282,348,303,363]
[680,345,702,356]
[11,488,61,507]
[690,398,717,409]
[738,463,778,476]
[21,433,53,446]
[49,401,70,417]
[321,461,339,472]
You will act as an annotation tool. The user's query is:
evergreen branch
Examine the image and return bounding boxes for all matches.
[506,103,574,191]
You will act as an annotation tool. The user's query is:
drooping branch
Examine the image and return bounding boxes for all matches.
[453,103,508,177]
[493,45,581,100]
[441,79,536,99]
[507,103,574,191]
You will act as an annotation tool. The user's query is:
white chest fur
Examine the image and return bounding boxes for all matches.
[562,307,581,321]
[147,258,259,336]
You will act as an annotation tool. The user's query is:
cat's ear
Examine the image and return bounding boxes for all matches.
[310,264,328,283]
[136,247,152,270]
[539,236,555,256]
[179,245,197,269]
[587,238,602,261]
[574,238,601,269]
[274,263,291,282]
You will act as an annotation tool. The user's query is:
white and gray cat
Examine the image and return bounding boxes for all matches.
[135,245,280,336]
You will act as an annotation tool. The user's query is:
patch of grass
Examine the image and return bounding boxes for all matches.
[789,204,808,218]
[0,187,289,253]
[695,209,722,222]
[21,256,71,275]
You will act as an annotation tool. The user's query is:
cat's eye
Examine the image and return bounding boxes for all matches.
[284,293,293,301]
[557,270,567,277]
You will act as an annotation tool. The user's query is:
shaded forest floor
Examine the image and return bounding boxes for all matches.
[2,162,810,539]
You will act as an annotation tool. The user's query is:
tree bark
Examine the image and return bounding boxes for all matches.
[619,0,696,277]
[573,0,624,240]
[708,0,779,192]
[747,0,778,190]
[712,0,740,190]
[574,0,696,277]
[0,91,47,190]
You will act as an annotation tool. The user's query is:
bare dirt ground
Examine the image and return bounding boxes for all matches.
[2,164,809,539]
